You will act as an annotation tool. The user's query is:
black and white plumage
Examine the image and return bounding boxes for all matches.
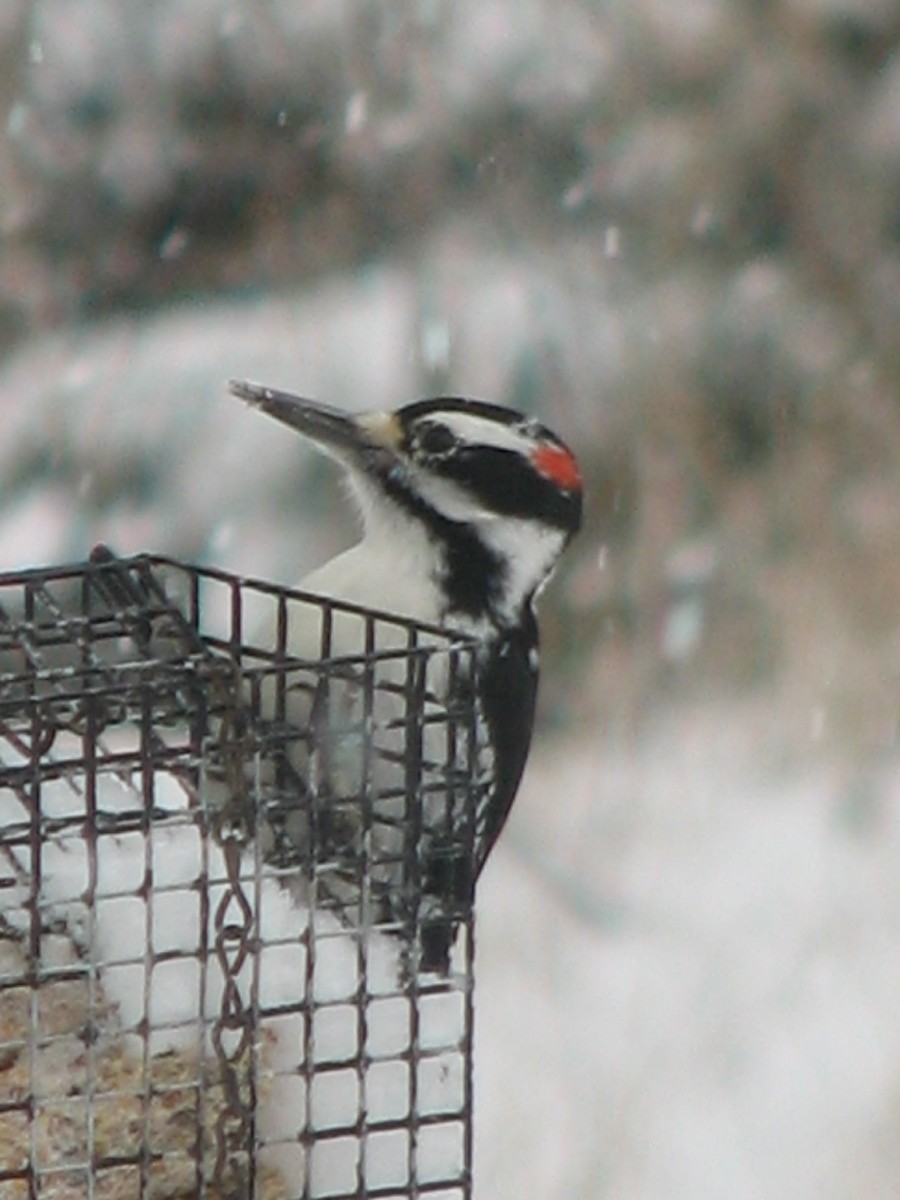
[230,380,583,972]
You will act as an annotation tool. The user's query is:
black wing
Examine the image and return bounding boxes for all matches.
[474,606,540,876]
[418,609,539,973]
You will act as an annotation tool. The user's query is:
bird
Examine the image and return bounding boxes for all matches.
[228,379,583,974]
[0,389,581,1195]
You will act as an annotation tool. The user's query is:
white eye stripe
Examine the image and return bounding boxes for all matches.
[434,412,536,456]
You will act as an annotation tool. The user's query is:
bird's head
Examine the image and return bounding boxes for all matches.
[230,380,582,627]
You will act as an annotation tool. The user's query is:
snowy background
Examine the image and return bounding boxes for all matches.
[2,1,900,1196]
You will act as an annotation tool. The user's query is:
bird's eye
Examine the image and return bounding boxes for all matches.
[415,422,456,457]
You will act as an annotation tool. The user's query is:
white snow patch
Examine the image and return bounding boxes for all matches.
[474,708,900,1199]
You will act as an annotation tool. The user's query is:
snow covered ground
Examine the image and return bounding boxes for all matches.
[475,711,900,1199]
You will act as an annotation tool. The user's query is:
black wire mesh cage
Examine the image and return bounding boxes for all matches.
[0,552,485,1200]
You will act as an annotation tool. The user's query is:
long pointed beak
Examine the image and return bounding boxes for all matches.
[229,381,405,475]
[230,376,388,456]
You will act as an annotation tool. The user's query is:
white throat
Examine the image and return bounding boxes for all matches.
[300,521,446,628]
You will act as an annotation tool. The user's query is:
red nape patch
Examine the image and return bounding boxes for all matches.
[531,442,582,491]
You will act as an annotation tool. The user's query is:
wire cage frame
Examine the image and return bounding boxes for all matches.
[0,552,486,1200]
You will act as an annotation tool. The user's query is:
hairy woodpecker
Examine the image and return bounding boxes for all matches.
[230,379,582,972]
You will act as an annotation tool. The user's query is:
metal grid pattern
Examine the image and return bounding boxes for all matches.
[0,553,483,1200]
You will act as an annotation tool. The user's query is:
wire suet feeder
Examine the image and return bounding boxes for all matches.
[0,551,482,1199]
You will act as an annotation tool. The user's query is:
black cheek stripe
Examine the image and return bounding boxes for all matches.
[378,469,508,621]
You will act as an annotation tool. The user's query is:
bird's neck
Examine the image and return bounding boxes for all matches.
[300,527,448,628]
[300,533,509,640]
[303,490,559,637]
